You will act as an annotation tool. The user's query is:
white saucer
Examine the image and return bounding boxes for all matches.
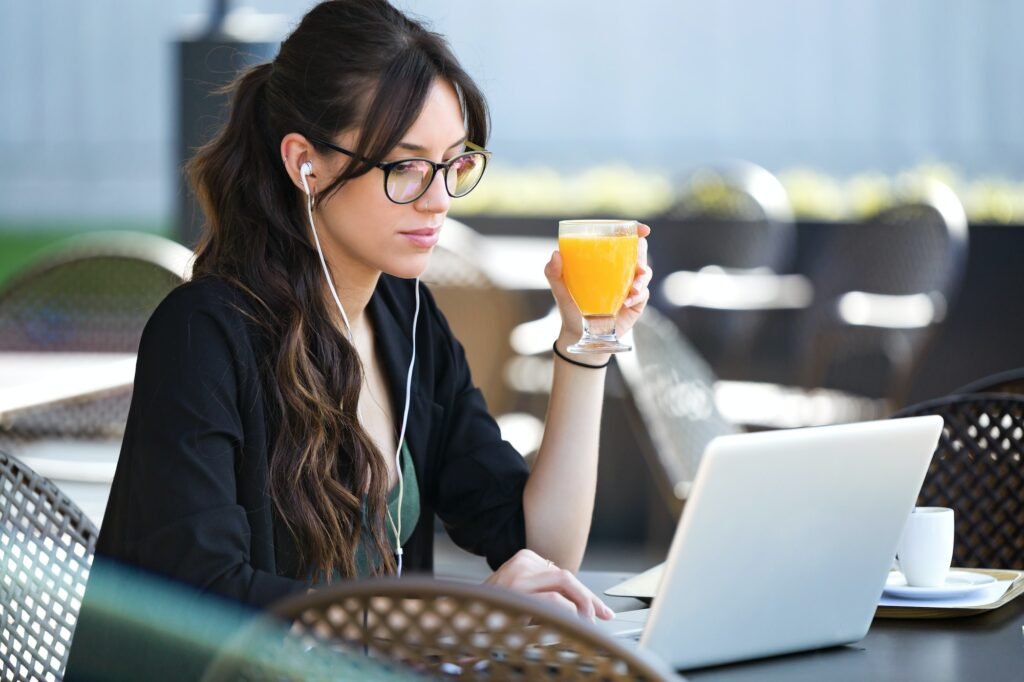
[883,570,997,600]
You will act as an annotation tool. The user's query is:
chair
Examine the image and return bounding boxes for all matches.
[425,218,543,457]
[0,449,99,681]
[0,230,193,353]
[891,394,1024,569]
[954,368,1024,396]
[795,180,969,403]
[202,577,681,682]
[617,306,739,518]
[0,231,192,524]
[655,162,801,377]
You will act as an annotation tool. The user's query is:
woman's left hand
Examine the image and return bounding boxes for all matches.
[545,223,653,342]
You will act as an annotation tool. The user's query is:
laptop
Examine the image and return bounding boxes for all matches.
[596,416,944,670]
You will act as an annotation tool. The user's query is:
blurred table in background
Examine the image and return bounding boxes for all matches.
[0,352,135,421]
[0,352,134,524]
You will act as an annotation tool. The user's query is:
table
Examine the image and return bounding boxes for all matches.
[581,571,1024,681]
[0,352,134,524]
[0,352,136,421]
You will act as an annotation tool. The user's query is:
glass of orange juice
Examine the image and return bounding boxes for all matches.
[558,219,639,353]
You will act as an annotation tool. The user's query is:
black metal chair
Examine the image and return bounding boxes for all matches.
[617,306,739,518]
[954,368,1024,396]
[891,394,1024,569]
[654,162,799,377]
[202,577,681,682]
[0,449,99,681]
[796,180,969,404]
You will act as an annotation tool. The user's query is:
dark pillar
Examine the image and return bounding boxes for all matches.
[174,7,283,247]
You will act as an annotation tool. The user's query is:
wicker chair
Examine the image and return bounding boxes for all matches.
[796,180,968,403]
[954,368,1024,396]
[0,231,193,353]
[655,162,797,377]
[0,232,192,523]
[617,307,739,518]
[425,218,543,458]
[0,449,99,681]
[891,394,1024,569]
[424,218,527,417]
[202,577,681,682]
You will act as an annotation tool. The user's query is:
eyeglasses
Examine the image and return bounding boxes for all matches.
[309,137,492,205]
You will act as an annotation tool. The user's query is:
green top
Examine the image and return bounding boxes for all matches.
[353,440,420,578]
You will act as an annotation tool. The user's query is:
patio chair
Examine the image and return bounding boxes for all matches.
[0,449,99,681]
[0,230,193,353]
[655,162,800,377]
[891,394,1024,569]
[425,218,543,457]
[954,368,1024,396]
[0,231,193,524]
[201,577,681,682]
[796,180,968,404]
[617,306,739,518]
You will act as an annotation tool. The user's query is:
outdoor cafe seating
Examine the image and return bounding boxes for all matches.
[2,215,1024,681]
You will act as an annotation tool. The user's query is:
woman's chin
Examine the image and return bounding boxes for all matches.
[385,253,433,281]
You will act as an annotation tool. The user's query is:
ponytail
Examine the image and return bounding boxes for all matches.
[182,0,491,582]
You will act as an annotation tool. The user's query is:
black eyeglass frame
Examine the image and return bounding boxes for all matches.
[308,136,492,205]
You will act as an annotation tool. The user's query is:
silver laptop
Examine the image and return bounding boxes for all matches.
[598,416,943,670]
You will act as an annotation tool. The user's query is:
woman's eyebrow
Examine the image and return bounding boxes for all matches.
[394,136,468,153]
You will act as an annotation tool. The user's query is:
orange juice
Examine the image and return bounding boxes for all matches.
[558,233,638,316]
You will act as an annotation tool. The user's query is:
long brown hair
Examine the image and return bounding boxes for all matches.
[187,0,489,581]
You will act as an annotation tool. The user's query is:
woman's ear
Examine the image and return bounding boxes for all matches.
[281,133,317,193]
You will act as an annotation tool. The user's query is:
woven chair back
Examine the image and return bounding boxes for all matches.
[954,368,1024,397]
[0,449,99,681]
[202,577,679,682]
[0,232,192,353]
[617,307,738,517]
[892,394,1024,569]
[422,218,527,416]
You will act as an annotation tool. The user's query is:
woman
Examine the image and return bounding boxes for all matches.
[67,0,651,677]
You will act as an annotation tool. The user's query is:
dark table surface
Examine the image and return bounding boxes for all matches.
[581,571,1024,682]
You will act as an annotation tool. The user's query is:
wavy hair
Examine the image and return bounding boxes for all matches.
[187,0,489,581]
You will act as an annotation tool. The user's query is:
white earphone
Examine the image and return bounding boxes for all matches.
[301,159,419,577]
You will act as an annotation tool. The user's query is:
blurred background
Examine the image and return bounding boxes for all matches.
[2,0,1023,570]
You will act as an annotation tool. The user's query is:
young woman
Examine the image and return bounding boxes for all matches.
[68,0,651,676]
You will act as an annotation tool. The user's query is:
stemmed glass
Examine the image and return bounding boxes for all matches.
[558,219,639,353]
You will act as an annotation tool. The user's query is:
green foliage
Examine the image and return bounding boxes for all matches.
[449,162,1024,223]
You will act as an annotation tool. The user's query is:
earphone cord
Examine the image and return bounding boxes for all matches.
[305,175,354,338]
[303,170,416,578]
[389,278,420,578]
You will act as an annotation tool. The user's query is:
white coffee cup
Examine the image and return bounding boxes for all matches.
[895,506,954,587]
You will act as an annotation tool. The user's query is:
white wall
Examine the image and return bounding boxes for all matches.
[1,0,1021,224]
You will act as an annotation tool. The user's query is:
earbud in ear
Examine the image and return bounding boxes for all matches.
[300,161,314,196]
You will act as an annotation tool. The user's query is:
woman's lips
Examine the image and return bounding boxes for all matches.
[400,228,439,248]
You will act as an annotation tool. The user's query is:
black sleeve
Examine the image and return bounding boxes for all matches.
[426,292,531,570]
[114,285,305,607]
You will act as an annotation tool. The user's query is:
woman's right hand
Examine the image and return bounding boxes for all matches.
[484,549,615,621]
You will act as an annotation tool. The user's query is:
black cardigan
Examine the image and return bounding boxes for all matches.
[66,275,529,680]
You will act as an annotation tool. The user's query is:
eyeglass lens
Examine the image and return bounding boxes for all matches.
[385,152,487,203]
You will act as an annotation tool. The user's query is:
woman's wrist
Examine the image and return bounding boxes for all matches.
[552,335,611,369]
